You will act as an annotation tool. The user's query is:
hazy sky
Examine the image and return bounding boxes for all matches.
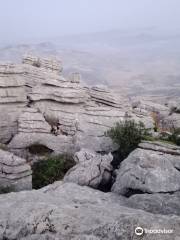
[1,0,180,45]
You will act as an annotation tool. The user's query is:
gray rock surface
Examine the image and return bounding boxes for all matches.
[164,113,180,129]
[0,181,180,240]
[22,55,63,73]
[112,142,180,195]
[131,99,169,115]
[139,141,180,155]
[0,149,32,192]
[0,64,27,143]
[127,192,180,216]
[64,149,113,188]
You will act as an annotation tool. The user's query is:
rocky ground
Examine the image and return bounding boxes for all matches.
[0,55,180,239]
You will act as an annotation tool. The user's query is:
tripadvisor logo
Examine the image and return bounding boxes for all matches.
[135,226,174,236]
[135,227,144,236]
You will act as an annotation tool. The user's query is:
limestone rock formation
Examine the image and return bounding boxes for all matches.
[0,64,27,143]
[18,108,51,134]
[64,149,113,188]
[0,149,32,192]
[132,99,169,115]
[139,141,180,155]
[164,113,180,129]
[0,181,180,240]
[22,55,63,73]
[112,141,180,196]
[89,85,125,108]
[0,55,161,157]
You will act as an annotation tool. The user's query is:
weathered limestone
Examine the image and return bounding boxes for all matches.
[0,149,32,192]
[132,99,169,114]
[0,182,180,239]
[22,55,63,73]
[28,81,88,104]
[68,72,81,83]
[64,149,113,188]
[0,64,27,143]
[0,55,158,155]
[89,85,128,108]
[139,141,180,155]
[127,192,180,216]
[112,141,180,196]
[18,108,51,134]
[9,133,76,159]
[164,113,180,129]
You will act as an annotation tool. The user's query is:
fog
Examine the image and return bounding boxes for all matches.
[1,0,180,45]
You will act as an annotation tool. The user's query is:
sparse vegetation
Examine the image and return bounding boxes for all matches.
[168,128,180,146]
[170,107,180,115]
[106,120,150,165]
[0,186,14,194]
[0,143,8,151]
[32,155,75,189]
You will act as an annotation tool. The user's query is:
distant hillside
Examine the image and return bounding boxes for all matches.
[0,28,180,100]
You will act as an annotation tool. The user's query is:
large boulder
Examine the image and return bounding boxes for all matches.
[0,149,32,192]
[112,141,180,196]
[0,182,180,239]
[64,149,113,188]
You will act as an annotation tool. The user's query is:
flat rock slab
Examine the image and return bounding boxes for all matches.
[0,182,180,240]
[0,149,32,192]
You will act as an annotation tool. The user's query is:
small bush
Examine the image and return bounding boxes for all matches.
[170,107,180,115]
[0,186,14,194]
[106,120,150,165]
[168,128,180,146]
[0,143,8,151]
[32,155,75,189]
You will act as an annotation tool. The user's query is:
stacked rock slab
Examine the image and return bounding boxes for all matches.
[0,64,27,143]
[22,55,63,74]
[0,149,32,192]
[0,55,154,156]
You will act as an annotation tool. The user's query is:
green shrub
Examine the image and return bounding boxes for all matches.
[0,143,8,151]
[0,186,14,194]
[32,155,75,189]
[168,128,180,146]
[106,120,150,163]
[170,107,180,114]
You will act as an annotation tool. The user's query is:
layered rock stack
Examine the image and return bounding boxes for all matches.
[0,64,27,143]
[0,55,157,159]
[22,55,63,73]
[0,149,32,192]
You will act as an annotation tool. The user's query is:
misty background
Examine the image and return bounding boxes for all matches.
[0,0,180,100]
